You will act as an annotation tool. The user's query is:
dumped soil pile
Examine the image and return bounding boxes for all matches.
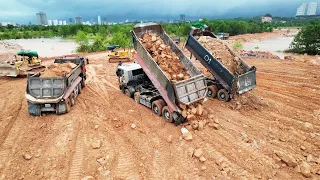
[41,63,76,77]
[240,50,281,59]
[140,33,190,81]
[196,36,245,75]
[230,92,267,111]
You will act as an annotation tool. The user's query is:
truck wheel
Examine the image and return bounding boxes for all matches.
[28,103,41,116]
[70,93,75,106]
[207,85,218,98]
[78,83,82,94]
[125,88,133,98]
[81,78,86,88]
[134,92,140,103]
[56,102,66,114]
[152,100,164,116]
[162,106,173,123]
[217,89,230,102]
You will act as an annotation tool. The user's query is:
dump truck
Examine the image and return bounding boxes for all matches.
[116,23,207,125]
[0,50,45,77]
[185,26,256,102]
[26,56,87,116]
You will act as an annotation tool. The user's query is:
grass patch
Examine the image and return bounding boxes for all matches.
[254,46,259,49]
[233,41,243,50]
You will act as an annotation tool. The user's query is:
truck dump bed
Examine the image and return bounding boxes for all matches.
[185,27,256,95]
[131,23,207,107]
[27,57,83,100]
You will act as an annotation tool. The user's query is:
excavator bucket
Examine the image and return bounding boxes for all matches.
[0,64,19,77]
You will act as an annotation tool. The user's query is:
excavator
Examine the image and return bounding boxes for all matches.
[107,45,136,63]
[0,50,45,77]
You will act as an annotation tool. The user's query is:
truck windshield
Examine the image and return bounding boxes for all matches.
[132,69,144,76]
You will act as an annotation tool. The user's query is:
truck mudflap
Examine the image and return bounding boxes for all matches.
[173,112,186,125]
[236,67,257,95]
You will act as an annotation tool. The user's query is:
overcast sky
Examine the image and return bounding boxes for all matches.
[0,0,318,23]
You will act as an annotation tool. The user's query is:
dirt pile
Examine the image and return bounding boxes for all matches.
[0,42,22,62]
[240,50,281,59]
[41,63,76,77]
[230,92,267,111]
[140,33,190,81]
[196,36,245,75]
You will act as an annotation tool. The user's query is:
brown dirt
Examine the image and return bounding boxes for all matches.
[41,63,77,77]
[196,36,245,75]
[141,33,190,81]
[0,46,319,179]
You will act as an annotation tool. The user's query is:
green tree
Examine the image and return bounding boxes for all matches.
[76,30,91,52]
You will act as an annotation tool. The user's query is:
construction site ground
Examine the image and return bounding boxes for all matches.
[0,32,320,180]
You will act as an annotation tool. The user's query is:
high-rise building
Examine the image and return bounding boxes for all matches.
[98,16,101,25]
[180,14,186,22]
[75,17,83,24]
[53,20,58,26]
[69,18,73,24]
[63,20,67,25]
[48,20,53,26]
[306,2,318,16]
[36,12,48,25]
[296,3,307,16]
[58,20,63,25]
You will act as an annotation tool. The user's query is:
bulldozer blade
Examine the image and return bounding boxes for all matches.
[18,65,46,76]
[109,58,130,63]
[0,64,19,77]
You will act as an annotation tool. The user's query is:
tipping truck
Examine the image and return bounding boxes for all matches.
[116,23,207,125]
[26,56,87,116]
[185,26,256,102]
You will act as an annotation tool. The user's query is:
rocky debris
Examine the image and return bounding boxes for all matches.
[231,92,266,111]
[91,139,101,149]
[97,157,107,166]
[240,50,280,60]
[275,151,297,167]
[193,148,203,158]
[22,154,32,160]
[304,122,313,129]
[199,156,206,162]
[81,176,95,180]
[299,162,312,178]
[131,123,136,129]
[182,132,193,141]
[197,36,245,74]
[141,33,190,81]
[300,146,306,151]
[284,56,295,60]
[186,147,194,157]
[306,154,313,162]
[166,135,173,143]
[200,165,207,171]
[41,63,76,77]
[94,125,99,130]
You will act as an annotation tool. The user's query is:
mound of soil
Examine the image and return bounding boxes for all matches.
[230,92,267,111]
[140,33,190,81]
[41,63,77,77]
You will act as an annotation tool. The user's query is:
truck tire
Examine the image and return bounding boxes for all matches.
[134,92,140,103]
[78,83,82,94]
[124,87,134,98]
[152,100,164,116]
[217,89,230,102]
[207,85,218,98]
[81,78,86,88]
[28,103,41,116]
[70,93,75,106]
[162,106,173,123]
[65,98,71,113]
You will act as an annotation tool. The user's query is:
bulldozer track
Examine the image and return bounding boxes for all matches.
[68,130,84,180]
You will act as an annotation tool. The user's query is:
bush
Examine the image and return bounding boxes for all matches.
[233,41,243,50]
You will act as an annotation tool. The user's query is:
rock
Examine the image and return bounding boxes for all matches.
[191,107,197,115]
[151,36,157,42]
[181,127,189,134]
[97,157,107,166]
[208,114,214,119]
[182,110,188,118]
[214,119,220,124]
[22,154,32,160]
[300,162,312,178]
[182,132,193,141]
[185,125,193,131]
[179,104,187,110]
[202,110,208,117]
[275,151,297,167]
[201,165,207,171]
[213,123,219,130]
[198,121,204,131]
[177,73,184,79]
[128,109,135,113]
[187,147,194,157]
[300,146,306,151]
[193,148,203,158]
[187,114,196,121]
[166,135,173,143]
[304,122,313,129]
[131,123,136,129]
[81,176,95,180]
[208,123,214,128]
[91,139,101,149]
[199,156,206,162]
[306,154,313,162]
[196,104,203,116]
[94,125,99,130]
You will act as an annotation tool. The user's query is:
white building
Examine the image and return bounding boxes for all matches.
[58,20,62,25]
[63,20,67,25]
[306,2,318,16]
[53,19,58,26]
[261,16,272,22]
[98,16,101,25]
[48,20,53,26]
[296,3,307,16]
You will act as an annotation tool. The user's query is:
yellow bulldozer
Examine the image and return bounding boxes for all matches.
[107,45,136,63]
[0,50,45,77]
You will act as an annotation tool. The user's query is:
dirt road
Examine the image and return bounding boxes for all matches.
[0,48,319,179]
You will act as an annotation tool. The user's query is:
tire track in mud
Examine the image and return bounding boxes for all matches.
[68,130,84,180]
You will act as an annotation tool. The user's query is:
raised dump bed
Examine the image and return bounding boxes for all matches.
[185,27,256,101]
[129,23,207,124]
